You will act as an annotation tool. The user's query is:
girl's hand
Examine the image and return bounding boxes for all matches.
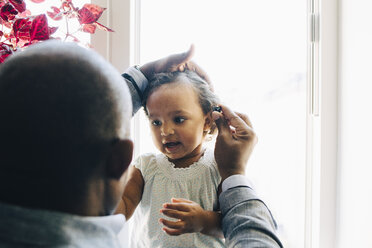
[159,198,223,238]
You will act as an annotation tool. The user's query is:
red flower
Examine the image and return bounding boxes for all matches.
[47,6,62,21]
[78,4,105,24]
[30,14,50,41]
[18,9,31,18]
[82,24,96,34]
[0,0,112,64]
[13,17,32,42]
[12,14,50,45]
[1,3,18,22]
[49,26,58,35]
[9,0,26,13]
[95,21,114,32]
[30,0,45,3]
[0,43,13,63]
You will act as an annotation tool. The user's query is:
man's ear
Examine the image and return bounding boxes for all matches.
[106,139,134,179]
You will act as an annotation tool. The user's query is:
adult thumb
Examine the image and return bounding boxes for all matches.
[169,44,195,67]
[212,111,229,136]
[182,44,195,62]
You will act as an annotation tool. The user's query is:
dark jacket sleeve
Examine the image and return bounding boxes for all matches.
[219,186,283,248]
[122,66,149,116]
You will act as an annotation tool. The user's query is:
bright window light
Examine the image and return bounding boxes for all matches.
[26,0,90,45]
[137,1,307,247]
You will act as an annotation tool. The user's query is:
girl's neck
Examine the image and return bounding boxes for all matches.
[168,147,206,168]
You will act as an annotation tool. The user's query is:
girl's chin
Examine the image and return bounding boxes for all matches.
[166,152,188,163]
[166,153,184,161]
[167,151,204,166]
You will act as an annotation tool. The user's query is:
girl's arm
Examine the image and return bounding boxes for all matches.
[200,210,224,238]
[159,198,224,238]
[115,165,144,220]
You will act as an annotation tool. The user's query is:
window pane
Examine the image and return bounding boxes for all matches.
[139,1,307,247]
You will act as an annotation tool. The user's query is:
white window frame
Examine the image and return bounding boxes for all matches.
[91,0,340,247]
[91,0,142,157]
[306,0,338,247]
[90,0,133,71]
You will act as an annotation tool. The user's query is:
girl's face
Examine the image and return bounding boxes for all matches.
[146,80,211,167]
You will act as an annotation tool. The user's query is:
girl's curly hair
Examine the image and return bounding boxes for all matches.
[142,70,219,135]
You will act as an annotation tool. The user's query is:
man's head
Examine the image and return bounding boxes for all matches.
[0,41,133,216]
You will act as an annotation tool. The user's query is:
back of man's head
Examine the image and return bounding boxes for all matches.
[0,41,132,214]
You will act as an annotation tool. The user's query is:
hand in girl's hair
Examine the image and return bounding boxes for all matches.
[159,198,223,238]
[139,45,211,86]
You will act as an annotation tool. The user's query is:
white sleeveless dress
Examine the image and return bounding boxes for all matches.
[130,148,225,248]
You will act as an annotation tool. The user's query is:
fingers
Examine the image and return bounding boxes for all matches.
[159,218,183,229]
[160,208,186,219]
[162,202,191,212]
[213,105,256,143]
[168,45,195,72]
[236,112,253,129]
[212,111,230,137]
[171,198,194,204]
[159,211,187,236]
[160,199,195,220]
[162,227,184,236]
[184,44,195,62]
[184,61,212,87]
[215,104,251,130]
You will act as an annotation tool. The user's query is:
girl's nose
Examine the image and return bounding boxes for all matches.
[160,124,175,136]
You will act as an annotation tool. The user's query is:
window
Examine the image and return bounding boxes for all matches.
[136,1,307,247]
[97,0,339,247]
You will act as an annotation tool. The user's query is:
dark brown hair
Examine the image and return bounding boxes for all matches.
[142,70,219,135]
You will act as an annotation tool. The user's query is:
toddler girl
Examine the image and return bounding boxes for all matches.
[116,70,224,247]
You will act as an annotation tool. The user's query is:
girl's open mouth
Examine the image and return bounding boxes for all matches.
[164,142,181,152]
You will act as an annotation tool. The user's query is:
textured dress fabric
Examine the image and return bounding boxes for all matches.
[130,148,225,248]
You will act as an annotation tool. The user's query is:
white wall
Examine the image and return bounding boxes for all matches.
[338,0,372,247]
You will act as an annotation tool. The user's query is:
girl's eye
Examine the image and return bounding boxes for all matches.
[151,120,161,126]
[174,117,185,124]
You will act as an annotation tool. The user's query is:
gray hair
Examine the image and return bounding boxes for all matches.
[0,40,132,179]
[143,70,219,134]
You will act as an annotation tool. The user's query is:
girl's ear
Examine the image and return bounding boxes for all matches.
[203,113,213,134]
[204,112,218,135]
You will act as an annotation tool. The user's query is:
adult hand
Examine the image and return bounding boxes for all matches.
[139,45,211,85]
[213,104,257,182]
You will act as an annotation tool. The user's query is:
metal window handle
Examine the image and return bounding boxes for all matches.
[309,13,320,116]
